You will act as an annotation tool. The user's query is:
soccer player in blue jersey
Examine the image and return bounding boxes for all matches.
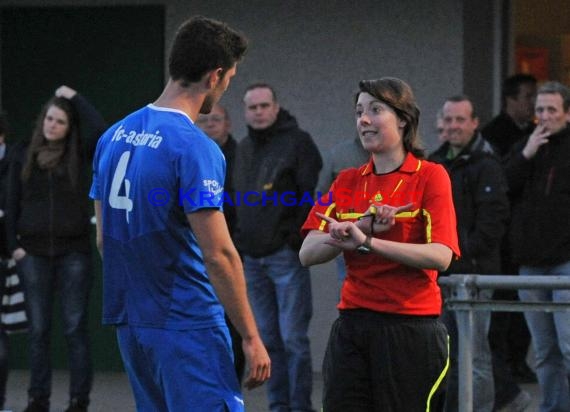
[90,16,270,411]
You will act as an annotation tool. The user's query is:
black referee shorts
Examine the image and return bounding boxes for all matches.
[322,309,449,412]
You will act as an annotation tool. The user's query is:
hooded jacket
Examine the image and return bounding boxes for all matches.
[234,109,322,257]
[429,133,510,274]
[506,124,570,266]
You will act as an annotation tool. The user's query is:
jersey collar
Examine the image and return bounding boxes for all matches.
[147,104,194,123]
[360,152,421,176]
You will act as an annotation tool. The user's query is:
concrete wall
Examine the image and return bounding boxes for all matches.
[1,0,465,150]
[170,0,465,153]
[0,0,501,372]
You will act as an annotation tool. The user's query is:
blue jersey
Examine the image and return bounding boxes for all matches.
[90,104,227,329]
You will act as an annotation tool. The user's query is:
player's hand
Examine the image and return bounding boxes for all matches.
[242,335,271,390]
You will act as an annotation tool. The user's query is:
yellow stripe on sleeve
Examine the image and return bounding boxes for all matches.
[318,203,337,231]
[422,209,432,243]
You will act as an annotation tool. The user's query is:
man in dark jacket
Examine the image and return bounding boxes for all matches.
[482,74,537,158]
[196,103,238,237]
[482,75,538,389]
[505,81,570,412]
[429,95,511,412]
[234,83,322,412]
[196,103,245,385]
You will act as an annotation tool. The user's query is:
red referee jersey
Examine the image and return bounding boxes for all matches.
[301,153,460,315]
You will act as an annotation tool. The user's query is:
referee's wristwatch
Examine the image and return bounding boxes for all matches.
[356,235,372,254]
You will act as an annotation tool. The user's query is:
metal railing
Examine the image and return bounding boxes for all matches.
[438,274,570,412]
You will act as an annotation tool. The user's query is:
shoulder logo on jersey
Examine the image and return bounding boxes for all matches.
[203,179,224,196]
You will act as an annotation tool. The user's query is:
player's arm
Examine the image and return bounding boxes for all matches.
[94,200,103,258]
[187,209,270,389]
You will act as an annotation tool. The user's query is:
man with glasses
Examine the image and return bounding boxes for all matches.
[196,103,244,384]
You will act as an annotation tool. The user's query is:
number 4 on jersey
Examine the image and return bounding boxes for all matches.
[109,151,134,223]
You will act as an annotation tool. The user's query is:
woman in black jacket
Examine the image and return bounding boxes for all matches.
[5,86,106,412]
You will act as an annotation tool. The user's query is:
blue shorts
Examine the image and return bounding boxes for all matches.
[117,324,243,411]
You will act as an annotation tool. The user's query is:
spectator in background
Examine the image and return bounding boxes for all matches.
[429,95,514,412]
[234,83,322,412]
[436,108,447,143]
[5,86,106,412]
[481,74,539,410]
[482,74,538,389]
[315,135,368,291]
[196,103,245,383]
[0,111,12,255]
[482,74,537,158]
[0,111,13,411]
[505,81,570,412]
[196,104,238,239]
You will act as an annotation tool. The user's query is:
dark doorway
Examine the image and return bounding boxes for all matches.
[0,5,165,371]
